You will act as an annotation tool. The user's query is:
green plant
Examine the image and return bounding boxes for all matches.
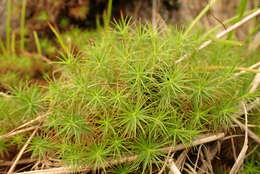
[29,136,53,159]
[1,12,260,173]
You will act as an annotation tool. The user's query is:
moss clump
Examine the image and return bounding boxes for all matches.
[1,21,259,173]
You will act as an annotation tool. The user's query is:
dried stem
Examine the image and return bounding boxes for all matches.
[7,127,39,174]
[175,9,260,64]
[0,126,39,140]
[229,103,248,174]
[16,133,224,174]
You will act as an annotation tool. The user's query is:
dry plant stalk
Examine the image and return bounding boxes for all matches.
[0,113,50,140]
[168,159,182,174]
[175,9,260,64]
[7,127,39,174]
[0,126,38,140]
[229,103,248,174]
[0,91,11,98]
[234,62,260,77]
[249,67,260,93]
[15,133,224,174]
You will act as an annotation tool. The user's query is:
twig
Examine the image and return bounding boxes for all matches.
[175,9,260,64]
[231,117,260,144]
[152,0,158,31]
[7,127,39,174]
[0,126,38,140]
[161,133,225,153]
[199,9,260,50]
[16,133,225,174]
[158,151,175,174]
[11,113,50,133]
[0,91,11,98]
[249,67,260,93]
[234,62,260,77]
[21,50,53,64]
[175,149,189,170]
[168,159,182,174]
[231,138,237,160]
[193,145,202,171]
[184,163,198,174]
[198,144,218,174]
[0,113,50,140]
[245,145,259,158]
[229,103,248,174]
[0,159,36,166]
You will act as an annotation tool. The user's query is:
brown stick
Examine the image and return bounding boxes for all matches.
[16,133,225,174]
[0,126,38,140]
[7,127,39,174]
[0,113,50,140]
[175,9,260,64]
[232,117,260,144]
[229,103,248,174]
[0,91,11,98]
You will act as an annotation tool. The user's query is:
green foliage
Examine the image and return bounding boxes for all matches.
[133,136,165,173]
[0,139,8,158]
[12,85,44,119]
[41,21,259,171]
[29,136,53,159]
[84,143,110,170]
[58,143,86,168]
[1,15,260,173]
[242,149,260,174]
[47,111,92,143]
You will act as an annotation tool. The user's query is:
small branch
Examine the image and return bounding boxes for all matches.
[16,133,225,174]
[231,138,237,160]
[0,91,11,98]
[175,149,189,170]
[7,127,39,174]
[152,0,157,31]
[0,113,50,140]
[232,117,260,144]
[11,113,50,133]
[168,159,182,174]
[161,133,225,153]
[234,62,260,77]
[0,126,38,140]
[0,159,36,167]
[175,9,260,64]
[158,151,175,174]
[249,67,260,93]
[229,103,248,174]
[199,9,260,50]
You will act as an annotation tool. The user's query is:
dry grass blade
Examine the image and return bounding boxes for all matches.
[184,163,198,174]
[0,159,35,167]
[168,159,182,174]
[161,133,225,153]
[194,145,202,171]
[199,9,260,50]
[175,9,260,64]
[0,91,11,98]
[234,62,260,77]
[229,103,248,174]
[13,113,50,132]
[7,127,39,174]
[231,138,237,160]
[16,133,225,174]
[0,113,50,140]
[0,126,39,140]
[198,144,218,174]
[249,67,260,93]
[175,149,189,169]
[232,117,260,144]
[158,151,175,174]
